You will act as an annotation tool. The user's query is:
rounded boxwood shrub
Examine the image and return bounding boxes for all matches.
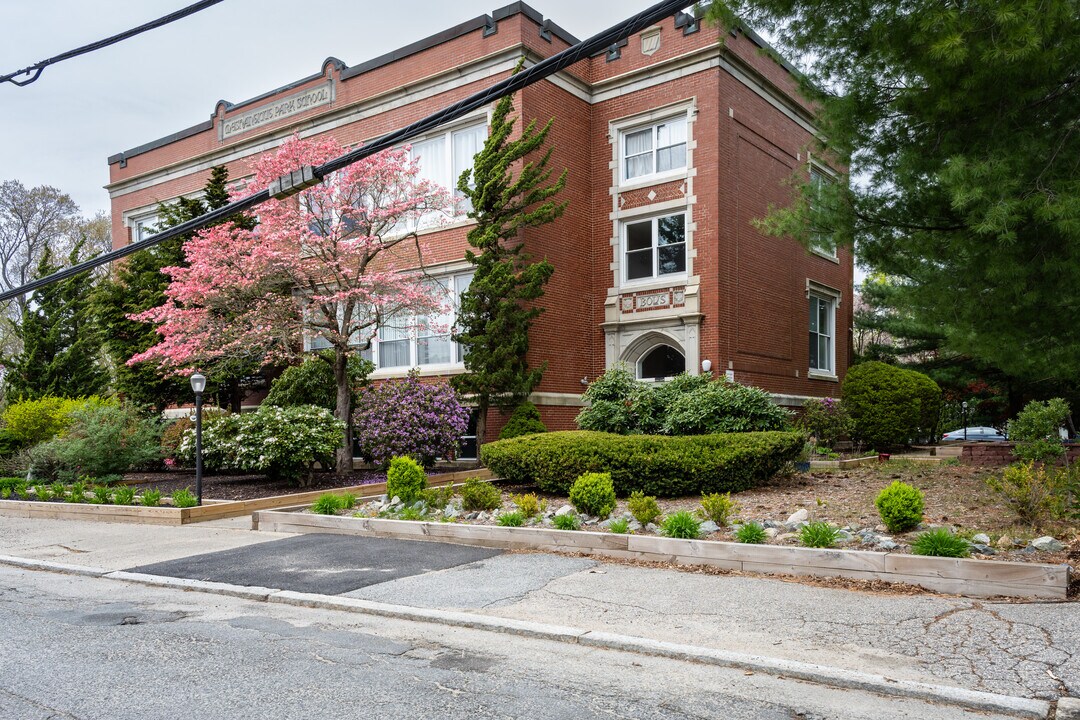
[568,472,616,518]
[386,456,427,505]
[460,477,501,512]
[499,402,548,440]
[481,430,805,497]
[874,481,925,533]
[842,361,942,447]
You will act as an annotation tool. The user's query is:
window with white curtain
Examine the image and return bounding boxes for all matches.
[375,271,474,370]
[408,122,487,222]
[622,115,688,182]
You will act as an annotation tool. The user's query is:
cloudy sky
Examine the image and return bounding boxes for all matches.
[0,0,651,217]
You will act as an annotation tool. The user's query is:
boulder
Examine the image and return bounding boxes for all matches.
[554,504,576,517]
[786,509,809,525]
[1031,536,1064,553]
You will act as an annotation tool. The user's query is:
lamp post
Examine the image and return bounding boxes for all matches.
[190,373,206,506]
[962,401,969,443]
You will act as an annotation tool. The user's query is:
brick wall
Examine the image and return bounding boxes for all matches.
[961,443,1080,467]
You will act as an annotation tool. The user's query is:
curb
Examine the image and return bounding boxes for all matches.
[0,554,1055,719]
[1059,697,1080,720]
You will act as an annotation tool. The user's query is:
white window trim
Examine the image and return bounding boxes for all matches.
[808,159,839,262]
[807,280,841,381]
[621,211,689,288]
[618,115,689,187]
[611,102,695,190]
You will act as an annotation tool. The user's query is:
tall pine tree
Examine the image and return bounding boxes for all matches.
[452,65,566,450]
[6,241,107,399]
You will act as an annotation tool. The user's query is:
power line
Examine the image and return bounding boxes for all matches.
[0,0,693,301]
[1,0,227,87]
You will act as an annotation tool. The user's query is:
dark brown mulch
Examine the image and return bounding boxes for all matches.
[122,470,389,502]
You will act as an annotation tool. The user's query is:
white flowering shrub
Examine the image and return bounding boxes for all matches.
[179,405,345,485]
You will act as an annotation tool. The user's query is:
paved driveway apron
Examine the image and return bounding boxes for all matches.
[128,534,501,596]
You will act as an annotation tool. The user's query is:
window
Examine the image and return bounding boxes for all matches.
[638,345,686,381]
[809,293,836,375]
[375,271,474,370]
[409,122,487,219]
[132,215,159,243]
[623,116,687,182]
[624,213,686,282]
[809,166,837,258]
[457,409,479,460]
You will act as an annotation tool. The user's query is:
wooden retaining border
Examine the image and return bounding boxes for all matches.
[251,511,1070,600]
[0,468,493,526]
[808,456,878,470]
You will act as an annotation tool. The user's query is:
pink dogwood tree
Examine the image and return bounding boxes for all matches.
[131,134,452,469]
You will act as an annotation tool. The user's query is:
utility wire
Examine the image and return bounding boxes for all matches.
[0,0,692,301]
[1,0,226,87]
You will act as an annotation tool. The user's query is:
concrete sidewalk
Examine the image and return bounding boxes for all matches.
[1,516,1077,706]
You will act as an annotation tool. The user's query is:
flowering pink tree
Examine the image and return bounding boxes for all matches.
[132,135,451,469]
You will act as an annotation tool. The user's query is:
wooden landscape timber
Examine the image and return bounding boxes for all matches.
[251,510,1070,600]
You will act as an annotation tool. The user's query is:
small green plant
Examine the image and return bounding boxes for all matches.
[628,491,662,526]
[386,456,427,504]
[90,485,112,505]
[497,511,526,527]
[700,492,739,526]
[33,483,50,501]
[15,482,30,500]
[339,493,357,510]
[461,478,501,511]
[420,485,454,510]
[171,488,198,508]
[112,485,136,506]
[800,521,840,548]
[608,517,631,534]
[911,528,971,558]
[661,511,701,539]
[569,472,617,518]
[398,505,428,521]
[50,481,66,501]
[0,487,9,500]
[312,493,344,515]
[874,481,925,533]
[735,522,768,544]
[512,492,547,518]
[68,481,88,503]
[553,513,581,531]
[141,489,162,507]
[986,461,1065,525]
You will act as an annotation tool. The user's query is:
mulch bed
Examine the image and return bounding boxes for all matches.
[122,470,389,502]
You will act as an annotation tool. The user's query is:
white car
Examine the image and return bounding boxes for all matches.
[941,426,1008,442]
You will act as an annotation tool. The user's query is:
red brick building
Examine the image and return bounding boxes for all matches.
[107,3,852,447]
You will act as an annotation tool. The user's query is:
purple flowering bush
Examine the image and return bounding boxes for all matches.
[353,371,470,468]
[798,397,854,448]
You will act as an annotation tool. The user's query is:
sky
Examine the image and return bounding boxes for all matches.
[0,0,646,217]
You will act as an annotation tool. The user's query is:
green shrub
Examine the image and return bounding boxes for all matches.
[574,366,642,435]
[499,402,548,440]
[700,492,739,526]
[799,398,854,448]
[627,491,662,525]
[552,513,581,531]
[460,478,501,512]
[663,380,792,435]
[0,429,24,458]
[32,483,49,501]
[661,511,701,539]
[874,481,925,533]
[569,472,617,518]
[2,396,113,446]
[420,485,454,510]
[735,522,768,544]
[90,485,112,505]
[397,505,428,521]
[67,481,87,503]
[986,461,1065,525]
[49,481,65,500]
[160,417,194,462]
[1008,398,1069,465]
[339,493,357,510]
[497,511,526,527]
[481,430,805,497]
[180,404,344,485]
[912,528,970,558]
[512,492,546,518]
[0,487,9,500]
[32,404,161,478]
[800,522,839,548]
[171,488,198,508]
[842,362,942,447]
[140,489,162,507]
[0,477,22,492]
[112,485,136,506]
[312,493,344,515]
[95,474,124,486]
[14,482,30,500]
[386,456,427,505]
[265,353,372,412]
[608,518,630,534]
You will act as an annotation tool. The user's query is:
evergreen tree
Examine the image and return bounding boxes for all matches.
[706,1,1080,389]
[452,66,566,450]
[6,241,107,399]
[93,166,253,412]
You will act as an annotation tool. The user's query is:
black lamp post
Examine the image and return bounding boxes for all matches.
[190,372,206,506]
[962,401,969,442]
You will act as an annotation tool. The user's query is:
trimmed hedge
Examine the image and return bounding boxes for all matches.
[480,430,805,497]
[842,361,942,447]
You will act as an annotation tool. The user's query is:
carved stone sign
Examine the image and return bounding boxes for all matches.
[221,81,333,139]
[635,292,670,310]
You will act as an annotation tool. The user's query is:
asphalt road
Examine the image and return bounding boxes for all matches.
[0,567,1028,720]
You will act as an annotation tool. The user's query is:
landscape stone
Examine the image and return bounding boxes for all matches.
[699,521,720,534]
[877,540,899,551]
[764,527,779,539]
[996,534,1013,549]
[443,505,459,520]
[971,544,996,555]
[627,519,642,532]
[1031,536,1064,553]
[645,523,660,534]
[972,533,991,545]
[786,509,809,525]
[555,505,575,517]
[390,496,401,506]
